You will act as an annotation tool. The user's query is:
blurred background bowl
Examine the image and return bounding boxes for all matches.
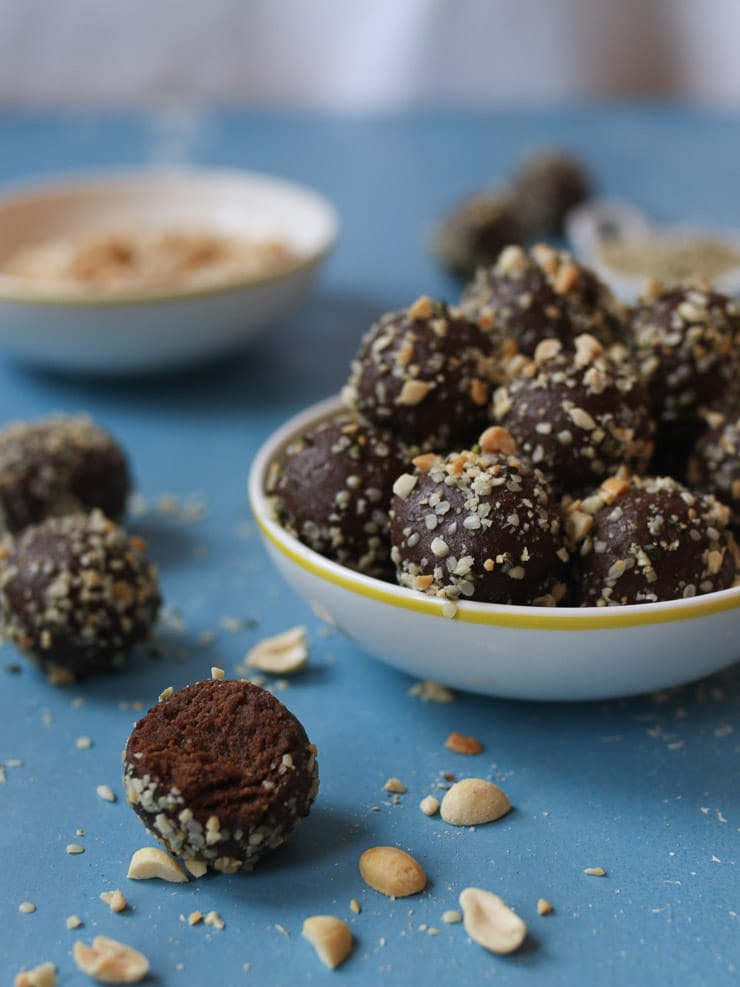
[0,168,339,374]
[249,396,740,702]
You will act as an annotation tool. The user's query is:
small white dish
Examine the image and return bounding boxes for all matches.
[249,396,740,702]
[566,200,740,301]
[0,168,338,373]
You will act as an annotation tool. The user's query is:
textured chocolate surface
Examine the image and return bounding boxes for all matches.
[344,296,498,449]
[123,679,319,872]
[688,413,740,532]
[389,445,567,607]
[570,476,738,606]
[631,284,739,424]
[512,152,592,237]
[0,414,130,534]
[433,191,523,281]
[493,334,654,494]
[270,414,405,577]
[461,244,625,357]
[0,510,160,680]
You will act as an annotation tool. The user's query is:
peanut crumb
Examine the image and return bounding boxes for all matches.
[442,909,462,924]
[584,867,606,877]
[188,911,204,926]
[66,915,82,930]
[204,910,225,930]
[14,962,56,987]
[96,784,116,802]
[349,899,361,914]
[66,844,85,855]
[419,795,440,816]
[537,898,554,915]
[100,890,127,913]
[383,777,407,794]
[445,732,483,755]
[19,901,36,914]
[75,736,93,750]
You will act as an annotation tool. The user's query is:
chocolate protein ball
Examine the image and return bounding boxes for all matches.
[0,510,161,681]
[344,295,498,449]
[389,428,568,609]
[123,678,319,874]
[460,244,625,357]
[567,475,738,606]
[0,414,130,534]
[433,191,523,281]
[687,412,740,532]
[493,334,654,494]
[512,151,592,237]
[631,282,739,425]
[269,414,405,577]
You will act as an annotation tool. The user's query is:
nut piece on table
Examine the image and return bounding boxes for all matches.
[459,887,527,955]
[73,936,149,983]
[245,626,308,675]
[440,778,511,826]
[14,962,56,987]
[127,846,188,883]
[359,846,427,898]
[302,915,353,969]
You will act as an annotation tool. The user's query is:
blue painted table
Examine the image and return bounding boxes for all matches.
[1,109,738,986]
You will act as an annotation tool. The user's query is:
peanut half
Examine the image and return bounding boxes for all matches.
[127,847,188,883]
[245,626,308,675]
[302,915,353,969]
[359,846,427,898]
[14,963,56,987]
[440,778,511,826]
[73,936,149,983]
[459,887,527,955]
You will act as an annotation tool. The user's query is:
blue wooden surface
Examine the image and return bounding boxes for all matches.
[0,109,738,986]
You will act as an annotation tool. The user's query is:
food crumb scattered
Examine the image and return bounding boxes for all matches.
[442,909,462,924]
[537,898,554,915]
[188,911,204,926]
[383,777,407,794]
[584,867,606,877]
[66,915,82,930]
[419,795,440,816]
[204,911,225,930]
[445,732,483,755]
[243,626,308,675]
[18,901,36,914]
[211,666,225,680]
[65,844,85,855]
[409,680,456,703]
[302,915,353,969]
[75,736,93,750]
[96,784,116,802]
[100,890,127,913]
[14,961,56,987]
[350,899,361,914]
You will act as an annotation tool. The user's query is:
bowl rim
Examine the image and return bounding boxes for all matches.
[0,166,339,307]
[248,396,740,631]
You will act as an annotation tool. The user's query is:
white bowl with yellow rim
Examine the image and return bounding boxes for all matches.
[248,396,740,701]
[0,168,338,373]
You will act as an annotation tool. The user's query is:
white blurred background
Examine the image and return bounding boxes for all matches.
[0,0,739,109]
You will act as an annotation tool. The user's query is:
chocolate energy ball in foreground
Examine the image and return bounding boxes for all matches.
[631,283,739,425]
[0,414,130,534]
[269,414,405,577]
[123,678,319,874]
[344,295,499,449]
[0,510,161,681]
[493,334,654,494]
[433,190,523,281]
[567,475,738,606]
[511,151,592,237]
[688,412,740,532]
[460,244,625,357]
[389,429,568,608]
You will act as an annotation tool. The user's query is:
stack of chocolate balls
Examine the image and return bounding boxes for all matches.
[0,415,161,681]
[271,243,739,609]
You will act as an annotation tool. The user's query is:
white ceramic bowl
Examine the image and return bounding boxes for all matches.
[248,396,740,702]
[0,168,338,373]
